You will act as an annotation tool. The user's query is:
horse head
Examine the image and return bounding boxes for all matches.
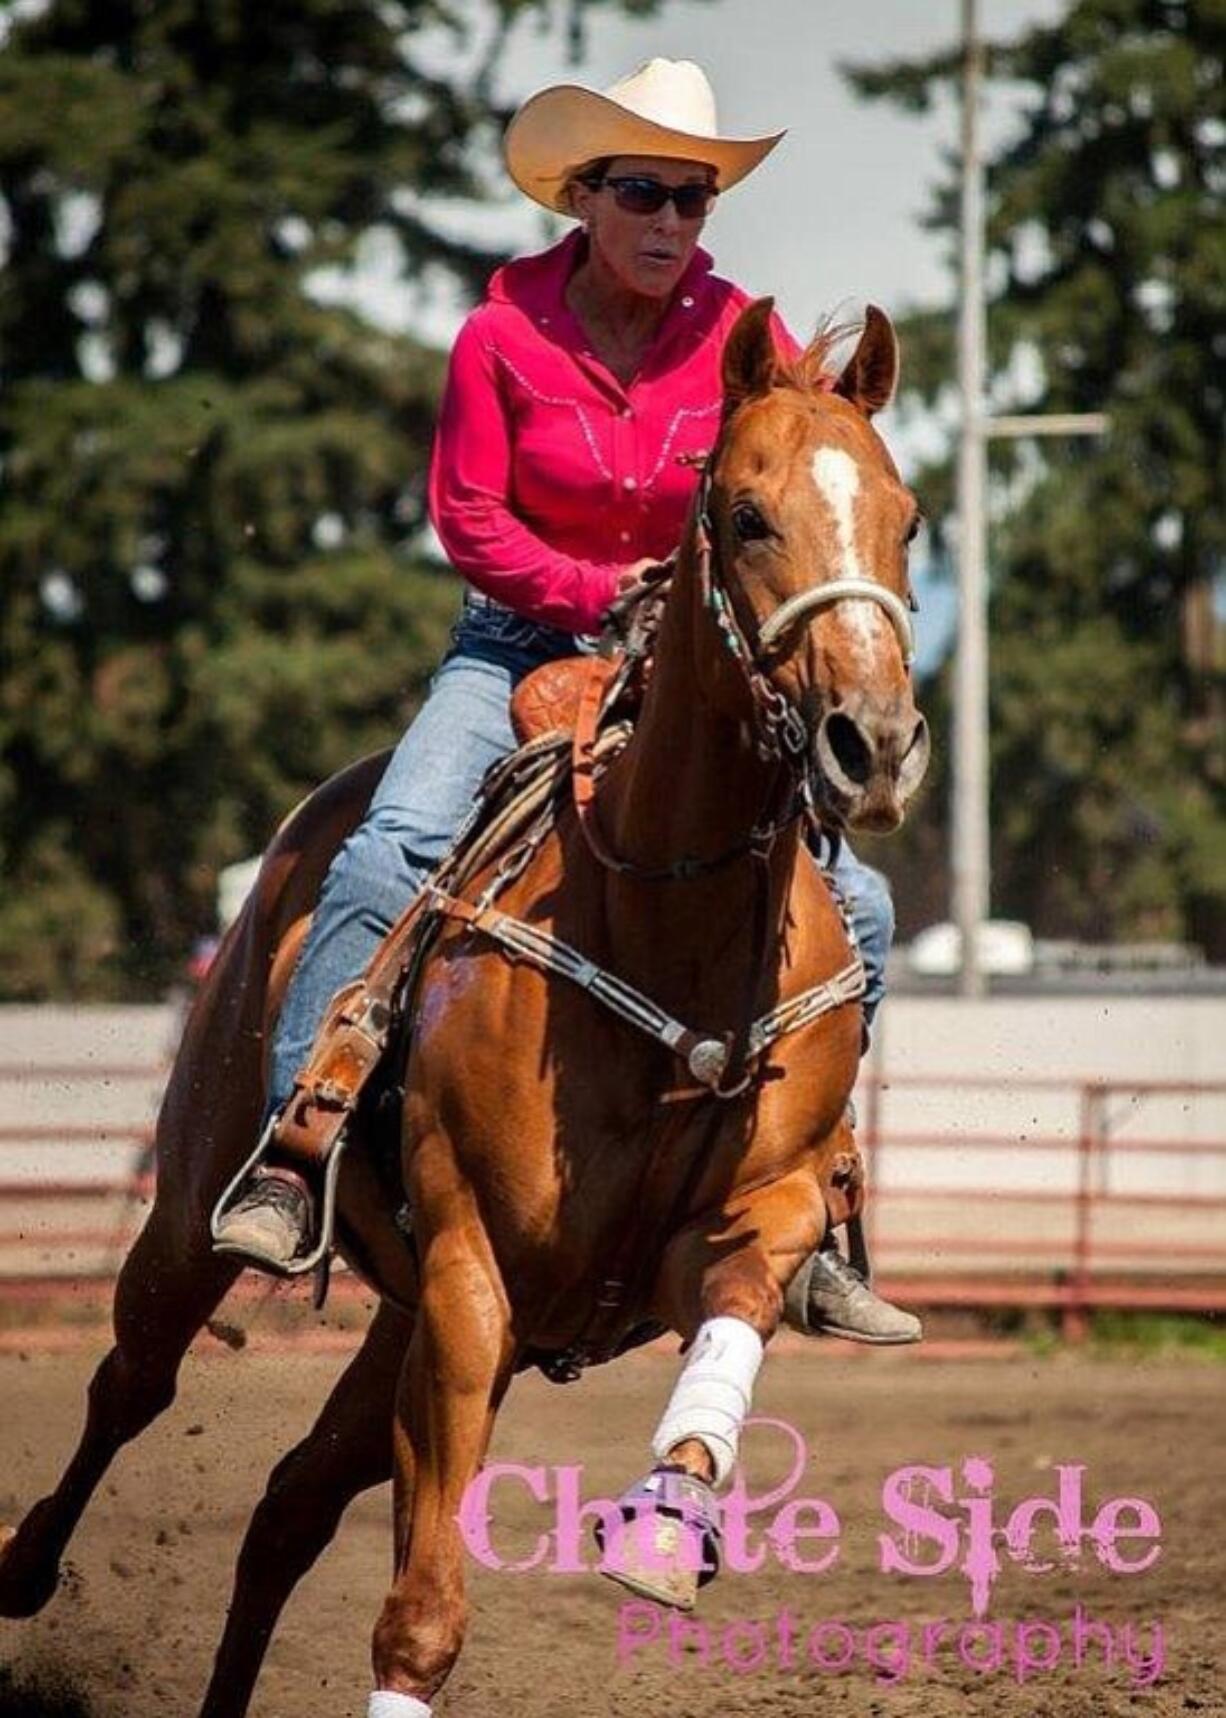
[704,298,930,834]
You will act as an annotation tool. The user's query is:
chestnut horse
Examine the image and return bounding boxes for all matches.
[0,300,928,1716]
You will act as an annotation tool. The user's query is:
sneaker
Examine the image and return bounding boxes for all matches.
[784,1247,922,1345]
[212,1166,315,1270]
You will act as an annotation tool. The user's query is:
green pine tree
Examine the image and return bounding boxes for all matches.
[0,0,684,998]
[846,0,1224,957]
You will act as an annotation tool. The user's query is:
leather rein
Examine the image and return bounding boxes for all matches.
[427,445,919,1103]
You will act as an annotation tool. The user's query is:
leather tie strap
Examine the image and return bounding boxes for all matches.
[571,656,632,873]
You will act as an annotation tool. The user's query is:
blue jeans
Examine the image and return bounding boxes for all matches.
[268,596,894,1111]
[822,837,894,1030]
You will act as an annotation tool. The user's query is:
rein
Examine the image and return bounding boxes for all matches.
[571,575,803,884]
[570,449,918,883]
[411,442,906,1371]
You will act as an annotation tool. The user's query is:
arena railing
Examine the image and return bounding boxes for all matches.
[859,1072,1226,1339]
[1,1061,1223,1344]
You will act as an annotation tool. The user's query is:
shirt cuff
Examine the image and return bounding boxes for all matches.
[571,563,623,636]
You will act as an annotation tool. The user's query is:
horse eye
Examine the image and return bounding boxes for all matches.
[904,512,924,546]
[731,502,770,542]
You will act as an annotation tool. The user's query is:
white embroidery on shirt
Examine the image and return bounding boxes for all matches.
[485,344,720,496]
[642,400,722,491]
[484,343,612,480]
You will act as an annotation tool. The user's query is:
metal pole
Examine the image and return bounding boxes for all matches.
[953,0,990,997]
[987,412,1111,439]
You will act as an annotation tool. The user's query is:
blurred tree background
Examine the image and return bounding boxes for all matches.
[848,0,1224,958]
[0,0,677,998]
[0,0,1221,999]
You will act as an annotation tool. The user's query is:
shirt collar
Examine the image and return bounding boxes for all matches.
[489,229,718,339]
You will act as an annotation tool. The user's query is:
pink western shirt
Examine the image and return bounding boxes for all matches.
[428,230,798,636]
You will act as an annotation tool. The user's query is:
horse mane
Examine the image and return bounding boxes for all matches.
[776,316,860,397]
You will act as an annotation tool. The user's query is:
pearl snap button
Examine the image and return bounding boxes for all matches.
[622,476,638,491]
[681,295,694,308]
[620,531,631,543]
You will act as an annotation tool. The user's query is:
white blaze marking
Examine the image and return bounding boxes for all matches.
[810,446,890,665]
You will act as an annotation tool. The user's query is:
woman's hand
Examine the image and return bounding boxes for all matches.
[616,557,661,592]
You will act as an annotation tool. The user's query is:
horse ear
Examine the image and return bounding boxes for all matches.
[722,297,780,411]
[834,305,899,418]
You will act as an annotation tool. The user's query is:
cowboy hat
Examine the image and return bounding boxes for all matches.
[504,58,785,215]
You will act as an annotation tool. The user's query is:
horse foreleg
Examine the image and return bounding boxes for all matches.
[0,1201,241,1618]
[601,1170,825,1608]
[197,1299,413,1718]
[656,1169,825,1477]
[368,1214,514,1716]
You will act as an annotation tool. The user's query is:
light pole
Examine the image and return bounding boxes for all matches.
[951,0,1108,997]
[953,0,989,997]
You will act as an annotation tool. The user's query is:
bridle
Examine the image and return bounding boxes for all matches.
[691,455,917,767]
[573,441,918,882]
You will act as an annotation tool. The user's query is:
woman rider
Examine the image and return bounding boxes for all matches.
[213,58,919,1344]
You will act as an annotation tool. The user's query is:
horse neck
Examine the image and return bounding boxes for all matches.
[600,538,799,887]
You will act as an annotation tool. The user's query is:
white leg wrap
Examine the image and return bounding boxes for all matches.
[368,1694,431,1718]
[650,1315,764,1487]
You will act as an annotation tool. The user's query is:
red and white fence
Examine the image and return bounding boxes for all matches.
[1,1051,1223,1339]
[860,1071,1226,1336]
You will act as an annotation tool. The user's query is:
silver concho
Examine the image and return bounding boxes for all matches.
[688,1038,729,1087]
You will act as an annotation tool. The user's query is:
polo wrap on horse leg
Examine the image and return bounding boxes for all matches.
[650,1316,764,1487]
[368,1692,431,1718]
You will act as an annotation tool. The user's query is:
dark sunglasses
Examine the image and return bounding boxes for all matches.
[586,174,717,219]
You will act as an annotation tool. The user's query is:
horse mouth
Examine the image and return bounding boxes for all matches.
[808,762,905,835]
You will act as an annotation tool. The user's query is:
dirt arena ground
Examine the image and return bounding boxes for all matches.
[0,1340,1222,1717]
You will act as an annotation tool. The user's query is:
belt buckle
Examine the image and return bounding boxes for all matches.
[464,588,507,615]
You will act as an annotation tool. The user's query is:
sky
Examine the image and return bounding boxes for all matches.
[2,0,1072,669]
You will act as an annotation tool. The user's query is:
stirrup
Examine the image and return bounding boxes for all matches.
[845,1210,872,1281]
[210,1111,349,1284]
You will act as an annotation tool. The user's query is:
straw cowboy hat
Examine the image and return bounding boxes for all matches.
[504,57,785,214]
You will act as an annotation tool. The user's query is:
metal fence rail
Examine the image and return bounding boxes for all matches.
[1,1060,1223,1340]
[861,1072,1226,1336]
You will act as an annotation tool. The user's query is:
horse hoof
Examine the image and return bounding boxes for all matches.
[595,1468,721,1612]
[0,1519,61,1619]
[600,1510,701,1610]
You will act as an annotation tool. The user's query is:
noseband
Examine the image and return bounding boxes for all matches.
[756,577,915,665]
[693,459,917,764]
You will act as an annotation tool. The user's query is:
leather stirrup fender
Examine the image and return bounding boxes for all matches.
[272,980,392,1169]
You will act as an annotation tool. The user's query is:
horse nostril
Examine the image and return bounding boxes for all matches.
[898,713,931,800]
[822,711,874,787]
